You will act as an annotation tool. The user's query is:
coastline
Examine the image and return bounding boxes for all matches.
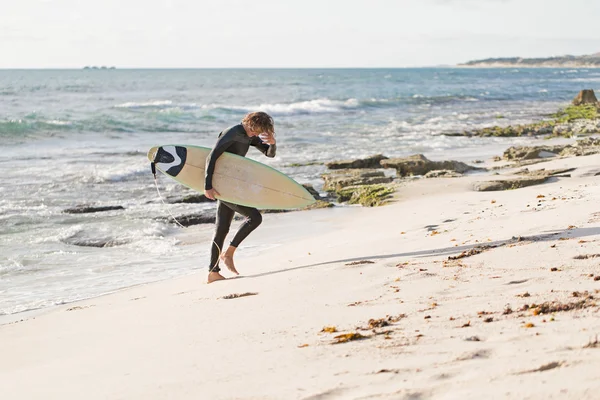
[2,144,599,399]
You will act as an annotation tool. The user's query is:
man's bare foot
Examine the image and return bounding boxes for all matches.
[207,271,226,283]
[220,254,239,275]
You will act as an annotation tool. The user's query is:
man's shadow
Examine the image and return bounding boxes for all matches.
[245,226,600,279]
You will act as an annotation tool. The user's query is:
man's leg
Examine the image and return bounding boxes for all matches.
[208,201,235,283]
[219,202,262,274]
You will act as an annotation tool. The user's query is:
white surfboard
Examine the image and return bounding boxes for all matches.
[148,145,316,210]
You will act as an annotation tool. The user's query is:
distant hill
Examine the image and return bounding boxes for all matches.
[460,53,600,68]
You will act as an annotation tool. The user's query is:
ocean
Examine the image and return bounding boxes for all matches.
[1,68,599,316]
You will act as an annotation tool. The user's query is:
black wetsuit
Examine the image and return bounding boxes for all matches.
[205,124,276,272]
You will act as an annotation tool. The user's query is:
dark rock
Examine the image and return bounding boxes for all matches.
[302,184,322,200]
[572,89,599,106]
[63,205,125,214]
[172,194,211,204]
[380,154,479,177]
[326,154,388,170]
[159,212,216,227]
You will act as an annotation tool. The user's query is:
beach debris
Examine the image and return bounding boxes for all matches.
[345,260,375,266]
[455,350,491,361]
[517,292,531,298]
[448,244,496,260]
[550,267,559,272]
[518,361,563,374]
[525,298,597,315]
[503,305,513,315]
[484,317,494,323]
[297,344,309,348]
[574,254,600,260]
[584,336,599,349]
[221,292,258,300]
[321,326,338,333]
[66,305,94,311]
[375,369,400,374]
[595,276,600,281]
[524,322,535,328]
[332,332,367,344]
[464,336,481,342]
[461,321,471,328]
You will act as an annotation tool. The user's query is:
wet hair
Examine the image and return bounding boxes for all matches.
[242,112,274,135]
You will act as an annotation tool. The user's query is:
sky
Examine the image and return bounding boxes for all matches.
[1,0,599,68]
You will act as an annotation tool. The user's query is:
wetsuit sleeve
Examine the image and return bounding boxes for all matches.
[205,132,234,190]
[250,136,276,158]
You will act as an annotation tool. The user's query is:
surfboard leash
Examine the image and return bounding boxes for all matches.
[151,162,222,273]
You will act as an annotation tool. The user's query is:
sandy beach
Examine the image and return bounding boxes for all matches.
[1,148,599,400]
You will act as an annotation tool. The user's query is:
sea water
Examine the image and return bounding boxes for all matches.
[1,68,598,316]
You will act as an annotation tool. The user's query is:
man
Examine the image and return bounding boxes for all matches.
[204,111,276,283]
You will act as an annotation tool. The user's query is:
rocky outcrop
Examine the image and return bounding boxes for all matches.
[424,170,463,178]
[64,205,125,214]
[473,176,548,192]
[380,154,478,177]
[473,168,575,192]
[321,169,393,192]
[325,154,388,170]
[336,184,395,207]
[572,89,599,107]
[503,138,600,161]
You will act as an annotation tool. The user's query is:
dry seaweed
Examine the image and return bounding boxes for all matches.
[518,361,562,374]
[221,292,258,300]
[345,260,375,266]
[332,332,367,344]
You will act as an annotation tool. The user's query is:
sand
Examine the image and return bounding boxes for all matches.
[1,153,599,400]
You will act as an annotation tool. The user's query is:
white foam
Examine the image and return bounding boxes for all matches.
[115,100,173,108]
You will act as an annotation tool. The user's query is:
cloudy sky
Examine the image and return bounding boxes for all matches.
[2,0,599,68]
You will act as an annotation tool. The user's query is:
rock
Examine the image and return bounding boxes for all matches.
[502,145,564,161]
[380,154,479,177]
[321,169,393,192]
[336,184,395,207]
[473,176,549,192]
[302,184,322,200]
[326,154,388,170]
[424,170,463,178]
[572,89,599,106]
[172,194,211,203]
[64,205,125,214]
[159,212,216,227]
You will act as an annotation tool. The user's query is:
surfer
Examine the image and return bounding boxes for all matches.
[204,112,277,283]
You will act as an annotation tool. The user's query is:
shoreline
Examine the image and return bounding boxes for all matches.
[2,147,599,398]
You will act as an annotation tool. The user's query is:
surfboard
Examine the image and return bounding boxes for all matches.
[148,145,316,210]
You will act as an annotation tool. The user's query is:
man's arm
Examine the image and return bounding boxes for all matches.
[250,135,276,158]
[205,132,234,191]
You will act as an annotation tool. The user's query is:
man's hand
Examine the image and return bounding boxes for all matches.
[204,188,220,201]
[259,132,276,145]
